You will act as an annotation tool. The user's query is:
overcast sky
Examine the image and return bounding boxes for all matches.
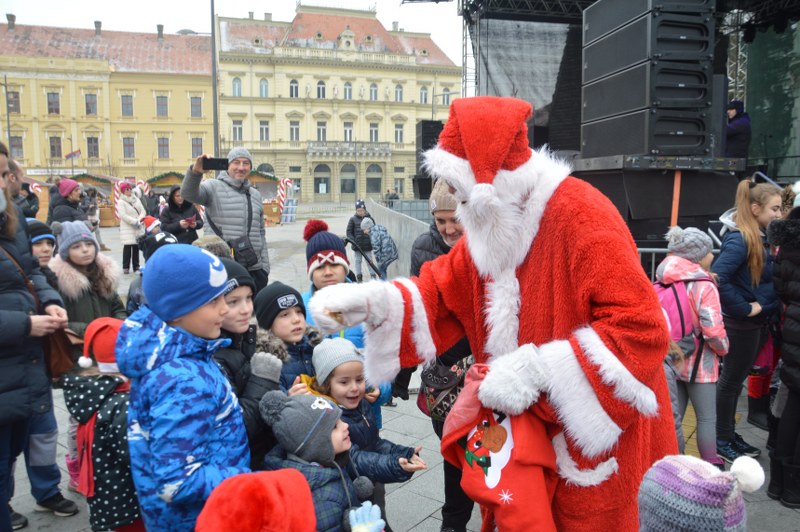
[3,0,464,64]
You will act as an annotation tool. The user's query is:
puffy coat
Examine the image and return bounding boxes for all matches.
[346,213,373,252]
[0,211,63,425]
[368,224,398,269]
[116,305,250,531]
[117,194,146,245]
[768,211,800,393]
[14,194,38,218]
[159,185,203,244]
[410,222,451,277]
[51,198,87,224]
[181,168,270,274]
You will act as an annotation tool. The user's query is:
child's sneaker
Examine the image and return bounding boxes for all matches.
[8,505,28,530]
[34,493,79,517]
[717,440,743,464]
[732,432,761,458]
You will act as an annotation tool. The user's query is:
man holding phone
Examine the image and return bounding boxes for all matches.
[182,147,270,291]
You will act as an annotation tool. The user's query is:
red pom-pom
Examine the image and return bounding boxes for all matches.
[303,219,329,242]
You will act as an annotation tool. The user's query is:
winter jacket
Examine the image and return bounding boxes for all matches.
[263,447,360,532]
[655,255,729,383]
[368,224,398,270]
[213,325,279,469]
[159,185,203,244]
[126,273,144,315]
[117,194,145,246]
[182,168,270,274]
[346,213,373,252]
[256,326,323,392]
[725,112,751,158]
[14,194,39,218]
[51,198,87,224]
[303,283,365,348]
[46,187,62,225]
[0,210,63,425]
[144,192,160,217]
[768,211,800,393]
[410,222,451,277]
[49,253,127,339]
[116,305,250,532]
[62,373,141,531]
[712,209,779,323]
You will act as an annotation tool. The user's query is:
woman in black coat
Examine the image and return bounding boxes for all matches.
[159,185,203,244]
[50,179,87,224]
[0,142,69,531]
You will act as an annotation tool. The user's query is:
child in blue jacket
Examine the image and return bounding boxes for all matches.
[116,245,250,531]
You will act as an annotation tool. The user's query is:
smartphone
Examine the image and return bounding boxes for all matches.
[202,157,229,171]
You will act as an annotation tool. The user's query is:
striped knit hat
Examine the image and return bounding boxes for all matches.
[303,219,349,280]
[638,455,764,531]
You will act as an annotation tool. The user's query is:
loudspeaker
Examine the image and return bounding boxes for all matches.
[583,12,714,84]
[582,60,712,122]
[709,74,728,157]
[413,175,433,200]
[581,108,710,157]
[583,0,715,45]
[416,120,444,174]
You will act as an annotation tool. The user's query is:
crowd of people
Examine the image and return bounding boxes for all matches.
[0,95,795,532]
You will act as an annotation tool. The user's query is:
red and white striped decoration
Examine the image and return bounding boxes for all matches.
[136,180,151,196]
[278,177,292,215]
[30,183,42,194]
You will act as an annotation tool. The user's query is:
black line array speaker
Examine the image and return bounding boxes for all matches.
[709,74,728,157]
[416,120,444,174]
[412,176,433,200]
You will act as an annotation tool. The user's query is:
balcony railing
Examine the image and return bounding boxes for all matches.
[121,158,137,166]
[218,140,394,157]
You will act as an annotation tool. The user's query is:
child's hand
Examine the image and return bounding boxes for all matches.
[287,376,311,397]
[364,388,380,404]
[399,446,427,473]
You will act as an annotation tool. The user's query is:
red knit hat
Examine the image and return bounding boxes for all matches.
[80,317,124,373]
[423,96,533,189]
[143,216,161,233]
[196,469,316,532]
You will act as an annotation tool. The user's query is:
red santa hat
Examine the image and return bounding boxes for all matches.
[143,216,161,233]
[80,317,124,373]
[422,96,533,193]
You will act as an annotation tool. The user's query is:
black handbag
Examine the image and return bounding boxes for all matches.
[206,186,259,268]
[419,355,473,421]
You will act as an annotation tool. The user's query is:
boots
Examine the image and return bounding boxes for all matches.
[356,274,363,283]
[782,461,800,509]
[747,395,770,430]
[65,455,80,493]
[767,452,784,500]
[767,413,779,452]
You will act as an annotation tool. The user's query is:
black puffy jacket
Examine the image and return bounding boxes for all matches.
[410,222,451,277]
[768,211,800,393]
[159,185,203,244]
[346,213,373,252]
[0,209,63,425]
[51,198,87,224]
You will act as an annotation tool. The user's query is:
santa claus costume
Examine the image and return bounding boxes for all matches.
[309,96,677,531]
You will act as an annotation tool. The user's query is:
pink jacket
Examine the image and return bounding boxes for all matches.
[656,255,729,383]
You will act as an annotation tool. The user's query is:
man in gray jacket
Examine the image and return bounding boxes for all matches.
[182,147,270,291]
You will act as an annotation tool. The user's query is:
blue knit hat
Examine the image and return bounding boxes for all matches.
[143,244,229,322]
[27,218,55,245]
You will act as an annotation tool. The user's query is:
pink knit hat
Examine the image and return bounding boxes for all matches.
[58,179,80,198]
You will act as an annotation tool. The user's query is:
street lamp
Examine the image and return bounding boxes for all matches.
[431,90,452,119]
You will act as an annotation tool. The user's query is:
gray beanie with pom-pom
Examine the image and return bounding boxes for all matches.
[666,226,713,264]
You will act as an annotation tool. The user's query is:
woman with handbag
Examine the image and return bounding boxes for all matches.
[0,142,71,531]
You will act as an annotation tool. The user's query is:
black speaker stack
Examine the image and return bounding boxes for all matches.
[580,0,716,158]
[414,120,444,200]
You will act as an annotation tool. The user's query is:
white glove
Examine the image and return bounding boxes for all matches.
[308,280,390,336]
[478,343,548,415]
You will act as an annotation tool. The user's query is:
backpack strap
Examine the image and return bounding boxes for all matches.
[689,336,706,384]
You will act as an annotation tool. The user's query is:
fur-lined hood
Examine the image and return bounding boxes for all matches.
[255,325,322,362]
[49,252,121,300]
[768,208,800,247]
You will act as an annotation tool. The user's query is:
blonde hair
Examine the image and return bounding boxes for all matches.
[733,180,780,285]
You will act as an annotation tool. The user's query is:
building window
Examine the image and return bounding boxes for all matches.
[317,121,327,142]
[232,120,243,141]
[259,121,270,142]
[343,122,353,142]
[9,136,23,158]
[47,92,60,115]
[190,96,202,118]
[369,123,379,143]
[420,86,428,105]
[394,124,403,144]
[232,77,242,97]
[7,91,20,113]
[314,178,330,194]
[442,88,451,106]
[49,136,62,158]
[260,79,269,98]
[316,81,326,99]
[123,137,135,158]
[289,80,299,98]
[369,83,378,101]
[340,163,356,194]
[121,95,133,116]
[394,166,404,173]
[366,178,382,193]
[156,95,168,117]
[344,82,352,100]
[157,137,170,159]
[289,121,300,142]
[394,178,405,194]
[86,136,99,158]
[85,94,97,115]
[191,137,203,158]
[395,84,403,102]
[289,165,302,173]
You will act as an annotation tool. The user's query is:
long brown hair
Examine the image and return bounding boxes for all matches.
[0,142,17,238]
[733,180,780,285]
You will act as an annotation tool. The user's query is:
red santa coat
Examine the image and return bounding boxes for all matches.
[358,176,676,530]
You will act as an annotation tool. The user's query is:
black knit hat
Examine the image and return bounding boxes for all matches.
[254,281,306,330]
[27,218,55,244]
[141,231,178,260]
[220,258,256,295]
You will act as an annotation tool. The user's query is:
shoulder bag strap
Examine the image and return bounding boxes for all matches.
[0,244,40,308]
[206,181,254,239]
[689,336,705,384]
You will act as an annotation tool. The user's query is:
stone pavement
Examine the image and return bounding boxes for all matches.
[11,209,800,531]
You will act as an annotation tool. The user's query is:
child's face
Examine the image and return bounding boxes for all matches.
[331,418,351,454]
[171,294,229,339]
[362,228,370,236]
[68,240,96,267]
[221,286,253,334]
[32,239,55,268]
[312,263,347,290]
[327,361,366,410]
[270,306,306,344]
[356,208,366,217]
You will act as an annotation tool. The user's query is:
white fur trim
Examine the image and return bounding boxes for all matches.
[574,326,659,416]
[478,343,544,415]
[422,147,476,201]
[552,433,618,487]
[394,278,437,364]
[146,220,161,233]
[98,361,119,374]
[483,271,521,360]
[538,339,622,458]
[363,282,406,385]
